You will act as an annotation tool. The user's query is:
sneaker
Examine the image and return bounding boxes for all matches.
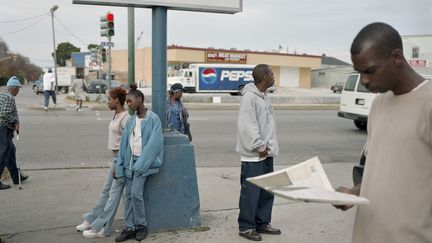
[44,106,48,112]
[76,220,91,232]
[75,106,79,111]
[83,228,105,238]
[256,224,281,235]
[136,225,148,241]
[115,228,136,242]
[239,229,262,241]
[77,108,82,112]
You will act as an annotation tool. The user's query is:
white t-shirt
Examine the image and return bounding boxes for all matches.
[130,116,144,156]
[43,72,54,91]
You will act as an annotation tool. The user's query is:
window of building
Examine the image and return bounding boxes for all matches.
[412,47,419,58]
[318,72,325,76]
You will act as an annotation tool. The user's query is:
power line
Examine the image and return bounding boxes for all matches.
[0,12,49,24]
[54,16,90,47]
[0,15,48,37]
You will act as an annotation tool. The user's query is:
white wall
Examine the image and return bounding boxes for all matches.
[279,67,299,87]
[402,35,432,63]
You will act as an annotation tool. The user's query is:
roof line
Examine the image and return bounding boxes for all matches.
[167,44,321,58]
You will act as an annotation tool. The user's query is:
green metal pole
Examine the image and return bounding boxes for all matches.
[128,7,135,88]
[108,36,112,91]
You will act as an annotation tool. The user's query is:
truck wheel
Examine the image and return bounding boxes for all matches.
[60,87,68,94]
[354,120,367,130]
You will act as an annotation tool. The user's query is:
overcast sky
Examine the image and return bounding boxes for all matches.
[1,0,431,67]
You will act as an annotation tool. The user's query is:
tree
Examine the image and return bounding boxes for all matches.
[87,44,99,51]
[0,38,42,85]
[55,42,80,67]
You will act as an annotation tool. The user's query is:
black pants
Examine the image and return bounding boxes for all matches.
[238,157,274,231]
[0,125,19,184]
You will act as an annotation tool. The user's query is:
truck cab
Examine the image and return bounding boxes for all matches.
[167,69,196,92]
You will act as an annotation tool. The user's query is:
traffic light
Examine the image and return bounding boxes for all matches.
[90,48,98,62]
[100,12,114,37]
[101,48,107,63]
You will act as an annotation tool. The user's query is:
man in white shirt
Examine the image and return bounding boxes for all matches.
[42,68,56,111]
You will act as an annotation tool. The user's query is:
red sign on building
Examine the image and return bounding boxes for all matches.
[206,51,247,64]
[408,59,428,67]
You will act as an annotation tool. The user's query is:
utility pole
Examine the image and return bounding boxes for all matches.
[128,7,135,88]
[50,5,59,91]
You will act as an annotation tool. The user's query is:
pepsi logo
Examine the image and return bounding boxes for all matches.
[201,68,217,84]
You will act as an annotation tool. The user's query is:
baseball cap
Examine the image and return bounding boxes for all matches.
[6,76,22,87]
[170,83,185,92]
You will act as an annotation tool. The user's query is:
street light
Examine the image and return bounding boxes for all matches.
[50,5,59,91]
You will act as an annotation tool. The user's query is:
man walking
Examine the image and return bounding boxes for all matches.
[71,73,86,111]
[42,68,56,111]
[336,22,432,242]
[236,64,281,241]
[0,77,28,190]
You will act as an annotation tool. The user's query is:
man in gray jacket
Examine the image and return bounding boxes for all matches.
[236,64,281,241]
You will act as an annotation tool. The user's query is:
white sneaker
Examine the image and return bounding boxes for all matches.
[76,220,91,232]
[75,106,79,111]
[83,228,105,238]
[44,106,48,112]
[78,108,82,112]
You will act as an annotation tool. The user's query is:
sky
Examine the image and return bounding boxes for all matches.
[0,0,431,67]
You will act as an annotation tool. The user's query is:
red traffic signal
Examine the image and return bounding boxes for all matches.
[106,13,114,22]
[100,12,115,37]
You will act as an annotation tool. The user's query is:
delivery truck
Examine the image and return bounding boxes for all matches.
[167,63,257,94]
[43,67,75,93]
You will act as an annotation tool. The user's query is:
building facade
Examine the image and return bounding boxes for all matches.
[111,45,321,88]
[402,34,432,75]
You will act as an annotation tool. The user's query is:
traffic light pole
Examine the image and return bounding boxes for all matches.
[108,36,112,91]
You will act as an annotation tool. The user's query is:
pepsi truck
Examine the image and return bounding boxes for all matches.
[167,63,256,94]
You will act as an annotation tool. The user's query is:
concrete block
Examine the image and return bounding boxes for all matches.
[144,130,201,232]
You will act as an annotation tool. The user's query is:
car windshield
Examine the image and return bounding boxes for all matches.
[174,70,184,77]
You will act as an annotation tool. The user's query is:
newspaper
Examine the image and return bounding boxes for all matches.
[247,157,369,205]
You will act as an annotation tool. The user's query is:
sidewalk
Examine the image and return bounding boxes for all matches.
[0,163,357,243]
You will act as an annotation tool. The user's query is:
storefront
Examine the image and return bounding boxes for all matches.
[111,45,321,88]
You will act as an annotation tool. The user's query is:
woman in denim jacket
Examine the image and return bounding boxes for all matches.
[114,85,164,242]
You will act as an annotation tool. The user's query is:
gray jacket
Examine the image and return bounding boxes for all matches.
[236,83,279,158]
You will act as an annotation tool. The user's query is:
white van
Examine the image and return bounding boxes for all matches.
[338,72,432,130]
[338,72,377,130]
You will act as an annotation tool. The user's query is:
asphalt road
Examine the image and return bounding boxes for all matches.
[12,85,367,170]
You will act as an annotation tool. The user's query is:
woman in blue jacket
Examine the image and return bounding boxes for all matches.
[114,85,164,242]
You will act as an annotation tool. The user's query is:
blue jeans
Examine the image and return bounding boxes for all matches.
[124,168,148,229]
[43,90,56,107]
[238,157,275,232]
[0,125,19,184]
[84,161,125,236]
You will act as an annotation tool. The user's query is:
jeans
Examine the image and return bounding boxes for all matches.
[124,166,148,229]
[0,125,19,184]
[84,161,125,236]
[43,90,56,107]
[238,157,275,232]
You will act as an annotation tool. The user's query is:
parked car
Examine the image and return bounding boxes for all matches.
[32,80,43,94]
[330,82,344,93]
[86,79,123,93]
